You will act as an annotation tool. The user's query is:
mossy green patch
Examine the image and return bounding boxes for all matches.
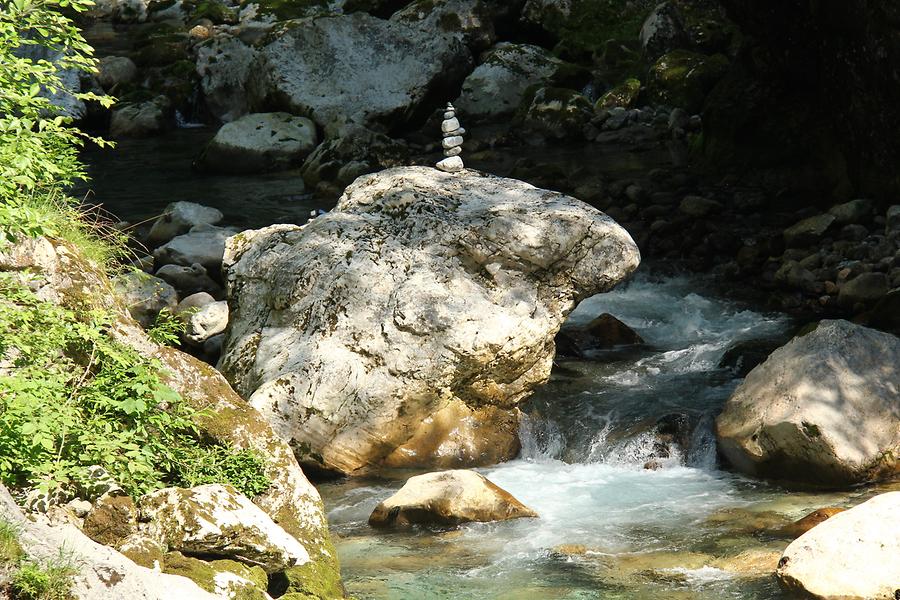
[281,552,345,600]
[531,0,656,57]
[0,519,23,566]
[647,49,728,112]
[240,0,330,21]
[163,552,269,599]
[596,77,641,109]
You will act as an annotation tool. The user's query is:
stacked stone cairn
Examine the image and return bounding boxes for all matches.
[436,102,465,173]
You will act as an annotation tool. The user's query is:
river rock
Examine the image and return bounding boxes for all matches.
[109,97,169,138]
[138,484,309,573]
[780,507,846,538]
[520,87,594,140]
[886,205,900,233]
[716,320,900,486]
[368,470,537,527]
[390,0,496,52]
[837,272,889,309]
[251,13,470,133]
[648,50,729,113]
[195,34,260,123]
[97,55,138,90]
[220,166,640,475]
[113,271,178,329]
[155,263,222,298]
[455,43,571,122]
[783,213,836,248]
[183,300,228,346]
[776,492,900,599]
[435,156,464,173]
[0,484,219,600]
[300,123,408,190]
[197,113,318,174]
[175,291,216,315]
[154,224,238,274]
[828,198,873,225]
[147,202,224,248]
[555,313,645,359]
[640,1,688,61]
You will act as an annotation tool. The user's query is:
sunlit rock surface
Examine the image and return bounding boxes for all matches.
[776,492,900,599]
[716,319,900,486]
[220,166,640,475]
[368,470,537,527]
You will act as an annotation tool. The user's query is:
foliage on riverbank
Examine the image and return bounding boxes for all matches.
[0,0,269,502]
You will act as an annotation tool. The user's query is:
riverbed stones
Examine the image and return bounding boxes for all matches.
[155,263,222,298]
[147,201,224,248]
[251,13,470,132]
[220,166,640,475]
[368,470,537,527]
[182,300,228,346]
[198,113,318,174]
[153,224,239,274]
[520,87,594,140]
[109,97,169,138]
[138,484,309,573]
[716,320,900,486]
[97,55,138,90]
[783,213,836,248]
[776,492,900,599]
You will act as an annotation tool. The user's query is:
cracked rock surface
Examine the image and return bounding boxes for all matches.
[220,166,640,475]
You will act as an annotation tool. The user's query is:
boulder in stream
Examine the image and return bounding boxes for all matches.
[147,201,224,249]
[220,166,640,476]
[716,319,900,486]
[776,492,900,599]
[368,470,537,527]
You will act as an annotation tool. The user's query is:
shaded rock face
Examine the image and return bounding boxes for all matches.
[776,492,900,599]
[368,470,537,527]
[390,0,497,52]
[220,166,640,476]
[555,313,645,359]
[252,13,471,133]
[716,320,900,486]
[113,271,178,329]
[711,1,900,199]
[195,34,260,123]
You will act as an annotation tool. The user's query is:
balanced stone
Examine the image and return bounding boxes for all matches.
[442,135,463,149]
[445,146,462,157]
[444,127,466,137]
[436,156,464,173]
[441,117,460,133]
[443,110,455,119]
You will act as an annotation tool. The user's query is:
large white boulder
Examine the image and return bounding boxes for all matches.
[455,42,570,122]
[250,13,471,132]
[776,492,900,599]
[195,34,259,123]
[138,484,309,573]
[220,166,640,475]
[716,320,900,486]
[198,112,318,174]
[369,470,537,527]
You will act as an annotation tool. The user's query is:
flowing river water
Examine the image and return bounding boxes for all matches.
[319,275,891,599]
[79,129,893,599]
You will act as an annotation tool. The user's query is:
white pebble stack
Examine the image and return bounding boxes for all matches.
[436,102,465,173]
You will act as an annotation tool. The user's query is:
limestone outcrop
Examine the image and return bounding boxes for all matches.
[220,166,640,476]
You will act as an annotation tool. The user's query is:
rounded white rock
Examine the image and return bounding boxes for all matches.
[436,156,464,172]
[442,135,463,149]
[443,127,466,137]
[445,146,462,157]
[443,110,455,119]
[441,117,460,133]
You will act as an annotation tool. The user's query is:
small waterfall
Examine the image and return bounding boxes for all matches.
[518,413,565,461]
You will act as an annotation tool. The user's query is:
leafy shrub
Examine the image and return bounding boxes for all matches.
[9,553,75,600]
[0,519,23,566]
[177,446,271,498]
[147,307,186,346]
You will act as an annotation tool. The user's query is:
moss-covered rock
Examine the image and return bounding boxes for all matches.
[239,0,332,21]
[647,49,728,112]
[280,555,345,599]
[82,493,139,547]
[521,0,657,58]
[163,552,269,599]
[518,86,594,140]
[596,77,641,110]
[185,0,238,24]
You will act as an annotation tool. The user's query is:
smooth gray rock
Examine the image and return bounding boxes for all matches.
[390,0,496,51]
[783,214,836,248]
[109,97,169,138]
[98,55,138,90]
[154,263,222,297]
[716,320,900,486]
[300,124,407,189]
[153,224,238,273]
[828,198,873,225]
[838,272,889,309]
[183,300,228,346]
[220,166,640,475]
[195,34,259,123]
[251,13,471,132]
[198,112,318,174]
[147,201,224,248]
